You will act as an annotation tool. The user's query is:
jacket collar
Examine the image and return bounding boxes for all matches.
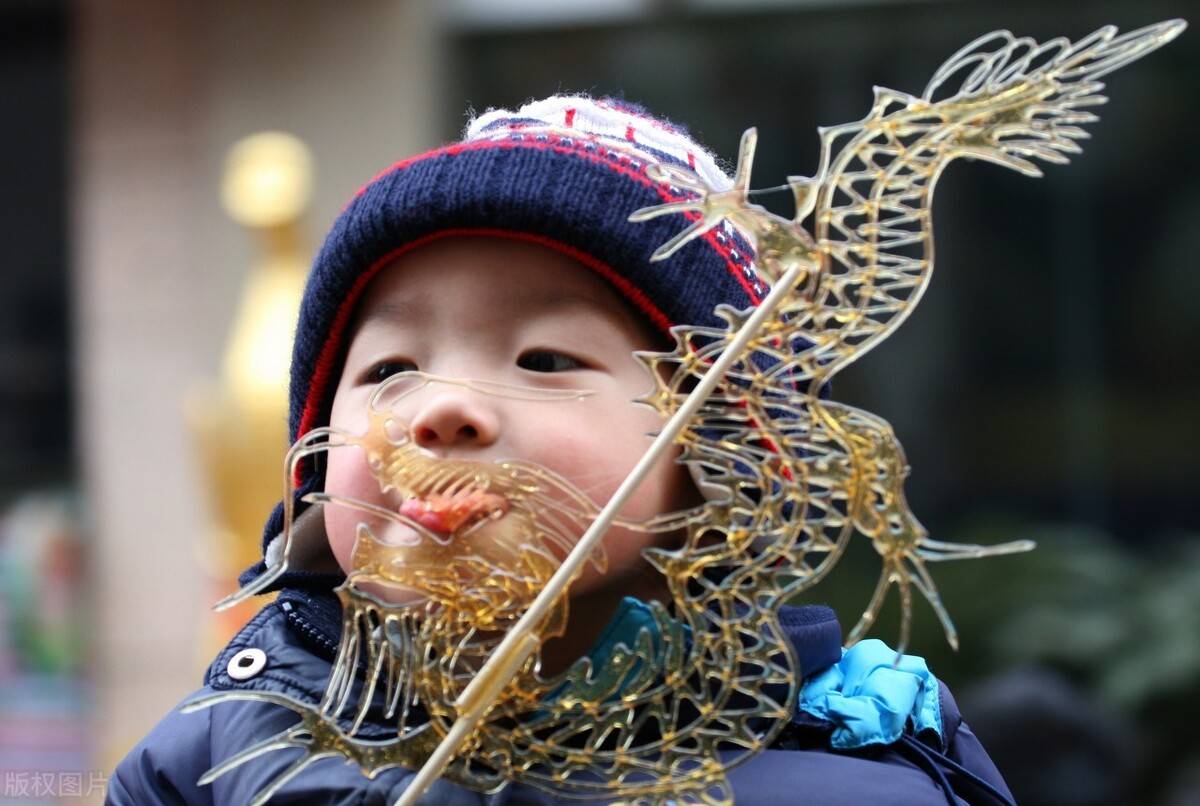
[274,586,844,680]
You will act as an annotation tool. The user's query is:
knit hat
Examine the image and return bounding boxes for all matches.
[240,95,764,592]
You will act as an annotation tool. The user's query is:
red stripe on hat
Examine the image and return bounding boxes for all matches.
[625,125,635,142]
[343,137,762,303]
[687,151,696,170]
[295,227,676,464]
[564,108,576,127]
[594,98,688,137]
[304,136,766,455]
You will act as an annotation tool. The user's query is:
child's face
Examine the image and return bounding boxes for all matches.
[323,236,697,605]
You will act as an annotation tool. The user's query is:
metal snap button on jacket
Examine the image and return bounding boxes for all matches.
[227,648,267,680]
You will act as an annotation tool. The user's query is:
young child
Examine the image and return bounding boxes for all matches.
[110,95,1012,804]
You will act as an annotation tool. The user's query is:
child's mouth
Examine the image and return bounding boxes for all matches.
[398,488,509,536]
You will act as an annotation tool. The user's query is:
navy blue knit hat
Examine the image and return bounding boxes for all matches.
[241,95,763,591]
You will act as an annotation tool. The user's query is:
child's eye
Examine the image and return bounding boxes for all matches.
[516,350,585,373]
[364,359,419,384]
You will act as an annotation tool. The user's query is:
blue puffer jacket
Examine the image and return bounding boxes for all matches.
[109,589,1013,805]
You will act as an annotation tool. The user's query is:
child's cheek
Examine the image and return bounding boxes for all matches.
[569,415,667,518]
[323,444,380,575]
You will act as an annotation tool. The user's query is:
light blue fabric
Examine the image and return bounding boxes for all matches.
[797,638,943,750]
[541,597,676,708]
[585,596,664,670]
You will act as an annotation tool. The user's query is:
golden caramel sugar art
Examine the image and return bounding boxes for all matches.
[187,21,1186,805]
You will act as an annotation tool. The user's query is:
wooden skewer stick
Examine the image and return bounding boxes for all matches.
[395,262,807,806]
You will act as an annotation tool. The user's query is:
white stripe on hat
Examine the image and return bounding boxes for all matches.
[465,95,734,192]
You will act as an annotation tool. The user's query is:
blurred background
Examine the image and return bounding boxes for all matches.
[0,0,1196,802]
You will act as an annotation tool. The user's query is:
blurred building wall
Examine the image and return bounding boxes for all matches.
[72,0,444,771]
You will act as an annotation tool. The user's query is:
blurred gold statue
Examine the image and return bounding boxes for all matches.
[188,132,313,654]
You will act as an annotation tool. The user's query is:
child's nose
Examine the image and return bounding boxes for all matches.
[408,391,500,450]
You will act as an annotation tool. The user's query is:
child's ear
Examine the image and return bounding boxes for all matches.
[288,502,341,574]
[291,450,326,480]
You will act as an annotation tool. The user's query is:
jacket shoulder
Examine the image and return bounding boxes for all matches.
[938,680,1014,802]
[108,687,216,805]
[732,681,1012,805]
[108,601,316,805]
[110,600,442,804]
